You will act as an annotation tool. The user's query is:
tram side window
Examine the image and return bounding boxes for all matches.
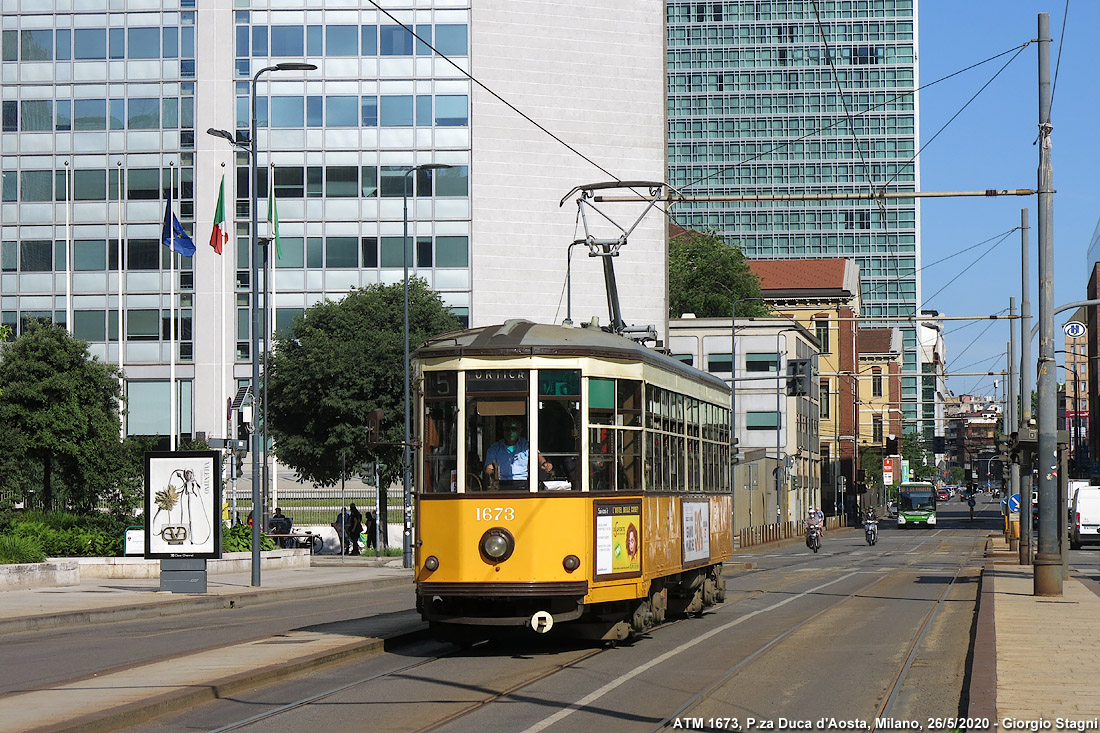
[588,378,642,492]
[537,369,581,490]
[465,368,531,492]
[422,371,458,493]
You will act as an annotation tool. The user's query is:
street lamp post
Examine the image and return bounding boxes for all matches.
[402,163,452,569]
[207,61,315,588]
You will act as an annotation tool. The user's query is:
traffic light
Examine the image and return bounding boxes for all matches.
[786,358,812,396]
[366,408,384,448]
[885,435,899,454]
[995,434,1012,464]
[731,437,741,466]
[932,435,946,454]
[236,407,251,441]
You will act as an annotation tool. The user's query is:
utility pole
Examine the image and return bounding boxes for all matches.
[1008,298,1019,537]
[1034,12,1060,596]
[1019,209,1032,565]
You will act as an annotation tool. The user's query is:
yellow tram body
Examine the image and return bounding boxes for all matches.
[412,320,733,641]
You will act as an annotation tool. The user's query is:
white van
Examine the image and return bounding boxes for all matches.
[1069,486,1100,550]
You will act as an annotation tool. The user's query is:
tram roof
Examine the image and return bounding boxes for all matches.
[415,320,730,394]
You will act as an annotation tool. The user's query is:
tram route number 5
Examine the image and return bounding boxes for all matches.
[476,507,515,521]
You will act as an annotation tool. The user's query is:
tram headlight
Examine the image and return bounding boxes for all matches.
[424,555,439,571]
[562,554,580,572]
[479,527,515,563]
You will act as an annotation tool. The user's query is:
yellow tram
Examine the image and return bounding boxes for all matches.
[412,319,733,642]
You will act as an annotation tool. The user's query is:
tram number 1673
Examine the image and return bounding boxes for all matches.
[475,507,515,522]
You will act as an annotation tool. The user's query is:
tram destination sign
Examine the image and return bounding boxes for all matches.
[466,369,529,393]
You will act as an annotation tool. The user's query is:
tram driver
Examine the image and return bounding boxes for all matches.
[484,417,553,490]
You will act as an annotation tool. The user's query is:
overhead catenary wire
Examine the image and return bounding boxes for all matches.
[680,42,1030,191]
[1049,0,1070,114]
[364,0,619,181]
[921,229,1016,310]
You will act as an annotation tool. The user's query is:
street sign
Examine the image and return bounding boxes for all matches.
[1063,321,1087,338]
[1008,493,1021,513]
[209,438,248,450]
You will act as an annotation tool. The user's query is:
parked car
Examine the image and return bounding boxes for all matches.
[1070,486,1100,550]
[936,488,949,501]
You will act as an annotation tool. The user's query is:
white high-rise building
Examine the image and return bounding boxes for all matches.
[0,1,667,443]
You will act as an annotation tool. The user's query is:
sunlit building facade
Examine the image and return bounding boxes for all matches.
[1,0,667,444]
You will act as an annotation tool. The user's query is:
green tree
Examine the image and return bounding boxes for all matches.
[902,431,938,481]
[668,229,770,318]
[266,280,463,487]
[948,466,967,485]
[0,321,130,511]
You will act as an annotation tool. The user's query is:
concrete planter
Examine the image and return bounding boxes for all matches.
[0,560,79,590]
[74,549,311,579]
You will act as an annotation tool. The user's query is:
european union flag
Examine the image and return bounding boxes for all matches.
[162,200,196,257]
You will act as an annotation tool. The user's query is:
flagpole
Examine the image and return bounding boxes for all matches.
[169,161,177,452]
[117,161,125,439]
[65,160,72,333]
[268,164,278,512]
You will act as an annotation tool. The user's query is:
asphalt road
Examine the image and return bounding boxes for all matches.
[125,501,994,733]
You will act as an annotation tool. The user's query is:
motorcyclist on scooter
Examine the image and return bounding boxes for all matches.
[864,507,879,545]
[806,508,824,539]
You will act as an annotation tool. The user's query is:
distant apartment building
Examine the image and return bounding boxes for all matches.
[1062,306,1089,474]
[666,0,923,427]
[668,316,820,526]
[747,257,860,517]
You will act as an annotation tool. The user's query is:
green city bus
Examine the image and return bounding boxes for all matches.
[897,482,937,528]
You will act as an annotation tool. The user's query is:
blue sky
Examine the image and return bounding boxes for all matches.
[917,1,1099,398]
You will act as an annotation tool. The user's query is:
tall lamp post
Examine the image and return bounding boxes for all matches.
[207,61,315,588]
[402,163,452,569]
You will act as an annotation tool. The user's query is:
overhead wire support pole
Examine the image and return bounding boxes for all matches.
[593,189,1040,204]
[1019,208,1033,565]
[1034,12,1060,597]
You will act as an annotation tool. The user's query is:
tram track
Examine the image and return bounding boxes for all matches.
[648,537,981,732]
[157,531,974,733]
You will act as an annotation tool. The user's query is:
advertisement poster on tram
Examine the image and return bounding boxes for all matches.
[594,500,641,577]
[682,499,710,563]
[144,451,222,559]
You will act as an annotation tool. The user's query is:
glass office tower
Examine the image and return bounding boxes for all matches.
[667,0,922,426]
[1,1,667,443]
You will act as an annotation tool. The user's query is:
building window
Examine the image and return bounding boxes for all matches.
[872,369,883,397]
[745,352,778,372]
[819,380,830,418]
[706,352,732,373]
[747,411,780,430]
[872,415,884,444]
[815,318,829,353]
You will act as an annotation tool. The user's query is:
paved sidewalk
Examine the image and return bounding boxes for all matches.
[0,558,419,732]
[0,556,413,635]
[970,536,1100,727]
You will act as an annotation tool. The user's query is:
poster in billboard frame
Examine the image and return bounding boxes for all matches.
[144,451,222,560]
[593,499,642,580]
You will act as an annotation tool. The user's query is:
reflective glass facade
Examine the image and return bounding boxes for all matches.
[667,0,922,423]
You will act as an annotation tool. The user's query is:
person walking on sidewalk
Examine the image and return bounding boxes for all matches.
[347,503,363,556]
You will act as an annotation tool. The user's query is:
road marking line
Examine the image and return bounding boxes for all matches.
[521,571,861,733]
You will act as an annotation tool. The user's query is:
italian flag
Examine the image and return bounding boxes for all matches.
[208,175,228,255]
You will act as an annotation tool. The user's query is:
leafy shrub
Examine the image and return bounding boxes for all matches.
[6,520,124,557]
[221,523,275,553]
[0,535,47,564]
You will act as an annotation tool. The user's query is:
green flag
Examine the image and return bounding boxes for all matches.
[267,181,281,260]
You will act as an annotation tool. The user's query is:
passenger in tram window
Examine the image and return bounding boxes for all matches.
[483,418,551,490]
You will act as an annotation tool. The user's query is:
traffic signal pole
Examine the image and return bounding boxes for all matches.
[1034,13,1061,597]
